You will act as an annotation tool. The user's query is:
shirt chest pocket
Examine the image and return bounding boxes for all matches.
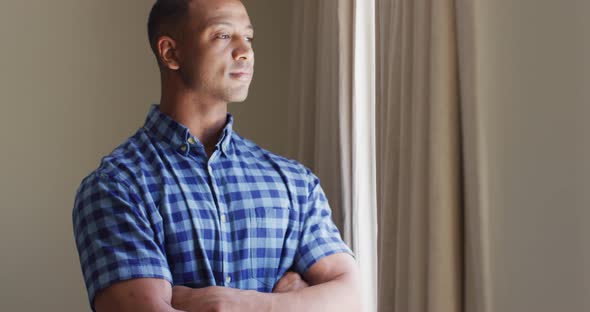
[247,196,291,290]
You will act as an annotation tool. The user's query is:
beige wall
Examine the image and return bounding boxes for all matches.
[0,1,158,311]
[0,1,290,311]
[234,0,291,156]
[476,0,590,311]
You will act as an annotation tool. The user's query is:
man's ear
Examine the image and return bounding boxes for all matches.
[157,36,180,70]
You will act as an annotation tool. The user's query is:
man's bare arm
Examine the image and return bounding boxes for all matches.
[94,278,185,312]
[269,252,362,311]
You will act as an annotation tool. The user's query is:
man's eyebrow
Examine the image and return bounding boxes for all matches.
[205,20,254,30]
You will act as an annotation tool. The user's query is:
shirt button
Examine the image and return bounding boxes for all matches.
[225,275,231,284]
[220,214,227,223]
[188,137,196,144]
[179,144,188,152]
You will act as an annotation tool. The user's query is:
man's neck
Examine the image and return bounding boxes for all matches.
[159,91,229,155]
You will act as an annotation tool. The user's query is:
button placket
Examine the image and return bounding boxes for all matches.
[208,160,231,287]
[216,172,231,288]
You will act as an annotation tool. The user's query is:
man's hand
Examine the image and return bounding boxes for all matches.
[171,285,269,312]
[272,271,309,293]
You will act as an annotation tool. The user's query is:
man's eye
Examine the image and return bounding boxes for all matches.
[246,37,254,42]
[217,34,230,39]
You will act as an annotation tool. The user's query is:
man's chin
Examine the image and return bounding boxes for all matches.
[227,92,249,103]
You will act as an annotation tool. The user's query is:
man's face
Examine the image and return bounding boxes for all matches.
[178,0,254,103]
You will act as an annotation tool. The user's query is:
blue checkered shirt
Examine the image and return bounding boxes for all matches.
[72,104,353,309]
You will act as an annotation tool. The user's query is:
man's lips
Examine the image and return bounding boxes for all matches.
[229,72,253,81]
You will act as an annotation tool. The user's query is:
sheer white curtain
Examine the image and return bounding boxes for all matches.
[352,1,378,311]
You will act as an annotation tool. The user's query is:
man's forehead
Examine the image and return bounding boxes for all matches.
[188,0,251,24]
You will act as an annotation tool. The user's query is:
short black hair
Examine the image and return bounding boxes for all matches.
[147,0,191,57]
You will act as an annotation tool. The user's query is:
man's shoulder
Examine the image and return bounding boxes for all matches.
[78,128,152,190]
[232,132,313,180]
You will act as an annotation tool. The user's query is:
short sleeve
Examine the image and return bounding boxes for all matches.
[293,172,355,274]
[72,172,172,310]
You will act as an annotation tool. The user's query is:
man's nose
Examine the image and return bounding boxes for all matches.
[232,39,254,61]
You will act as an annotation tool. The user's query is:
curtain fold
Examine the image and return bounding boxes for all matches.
[287,0,354,245]
[375,0,463,310]
[454,1,494,311]
[375,0,492,311]
[287,0,377,310]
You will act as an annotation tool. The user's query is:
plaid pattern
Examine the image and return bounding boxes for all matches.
[72,104,353,309]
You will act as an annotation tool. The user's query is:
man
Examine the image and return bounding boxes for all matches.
[72,0,361,311]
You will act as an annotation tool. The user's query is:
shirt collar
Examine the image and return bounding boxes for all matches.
[143,104,234,158]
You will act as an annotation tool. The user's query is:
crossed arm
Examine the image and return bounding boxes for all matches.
[94,252,361,312]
